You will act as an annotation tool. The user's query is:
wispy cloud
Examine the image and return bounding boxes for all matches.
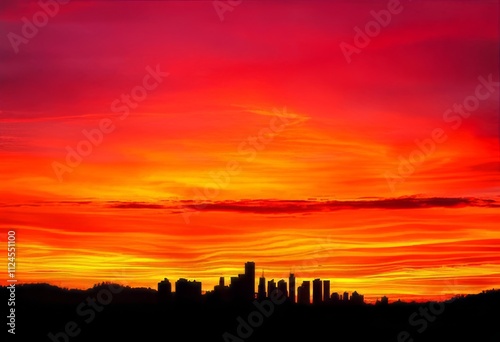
[4,196,496,213]
[177,197,500,214]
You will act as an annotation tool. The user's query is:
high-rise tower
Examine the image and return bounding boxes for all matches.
[289,273,296,303]
[245,261,256,300]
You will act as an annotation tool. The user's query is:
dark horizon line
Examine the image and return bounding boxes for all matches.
[4,281,498,304]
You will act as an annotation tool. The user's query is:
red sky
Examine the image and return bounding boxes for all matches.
[0,0,499,303]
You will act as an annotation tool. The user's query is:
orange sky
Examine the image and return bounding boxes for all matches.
[0,0,499,303]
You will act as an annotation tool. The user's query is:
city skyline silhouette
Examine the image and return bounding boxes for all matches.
[157,261,372,305]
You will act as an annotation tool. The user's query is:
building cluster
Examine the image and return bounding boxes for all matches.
[158,277,202,302]
[295,278,365,305]
[158,261,379,305]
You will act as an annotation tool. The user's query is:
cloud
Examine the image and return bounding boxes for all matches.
[30,196,494,214]
[244,107,310,125]
[178,196,500,214]
[106,202,165,209]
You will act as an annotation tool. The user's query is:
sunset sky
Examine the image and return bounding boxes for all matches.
[1,0,499,303]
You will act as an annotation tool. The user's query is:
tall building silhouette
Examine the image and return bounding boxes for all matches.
[267,279,276,297]
[323,280,330,301]
[298,280,310,304]
[230,275,246,302]
[230,262,256,302]
[211,276,230,302]
[158,278,172,301]
[289,273,296,303]
[278,279,288,298]
[258,273,266,300]
[313,278,323,304]
[245,261,255,300]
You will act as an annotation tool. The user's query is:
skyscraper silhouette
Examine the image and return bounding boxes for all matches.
[289,273,296,303]
[245,261,255,300]
[158,278,172,302]
[298,280,310,304]
[323,280,330,301]
[258,272,266,300]
[278,279,288,298]
[267,279,276,297]
[313,278,322,304]
[230,262,256,302]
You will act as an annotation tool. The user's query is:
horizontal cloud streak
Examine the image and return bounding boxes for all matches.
[179,197,500,213]
[81,196,500,213]
[2,196,498,213]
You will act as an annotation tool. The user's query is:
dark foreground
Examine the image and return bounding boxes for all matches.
[3,284,500,342]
